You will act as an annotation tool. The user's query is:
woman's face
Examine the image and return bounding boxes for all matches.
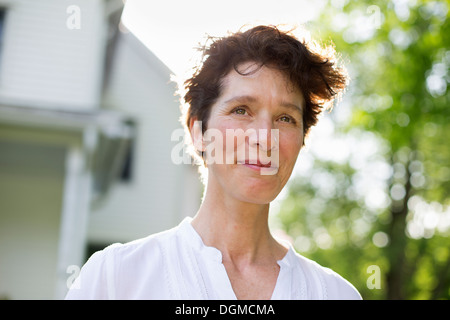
[196,62,304,204]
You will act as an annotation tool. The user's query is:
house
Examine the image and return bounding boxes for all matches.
[0,0,201,299]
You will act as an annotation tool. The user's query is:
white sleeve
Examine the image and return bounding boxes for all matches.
[64,249,111,300]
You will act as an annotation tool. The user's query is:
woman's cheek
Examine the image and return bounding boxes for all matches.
[205,119,242,164]
[217,120,244,159]
[280,130,303,163]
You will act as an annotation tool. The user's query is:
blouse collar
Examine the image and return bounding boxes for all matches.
[177,216,294,268]
[178,216,223,262]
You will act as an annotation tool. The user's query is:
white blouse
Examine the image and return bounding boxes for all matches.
[65,217,361,300]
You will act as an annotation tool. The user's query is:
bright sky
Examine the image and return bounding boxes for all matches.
[121,0,326,77]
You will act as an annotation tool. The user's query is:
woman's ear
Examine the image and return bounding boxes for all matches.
[189,118,205,152]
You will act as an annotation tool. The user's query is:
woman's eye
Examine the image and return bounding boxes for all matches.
[233,107,247,115]
[280,115,293,123]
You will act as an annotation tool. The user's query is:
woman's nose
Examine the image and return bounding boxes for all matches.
[248,119,279,152]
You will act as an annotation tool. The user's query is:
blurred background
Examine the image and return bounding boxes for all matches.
[0,0,448,299]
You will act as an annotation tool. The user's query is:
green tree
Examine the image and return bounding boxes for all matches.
[275,0,450,299]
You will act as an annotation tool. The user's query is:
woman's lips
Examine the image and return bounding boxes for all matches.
[243,159,271,167]
[237,159,276,170]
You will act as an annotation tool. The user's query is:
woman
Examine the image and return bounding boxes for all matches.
[66,25,361,300]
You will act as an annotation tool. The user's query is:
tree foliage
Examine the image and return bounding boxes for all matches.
[275,0,450,299]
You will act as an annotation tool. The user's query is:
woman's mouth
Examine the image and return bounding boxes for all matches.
[243,159,271,167]
[237,159,278,173]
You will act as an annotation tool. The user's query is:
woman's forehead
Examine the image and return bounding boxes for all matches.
[219,63,304,105]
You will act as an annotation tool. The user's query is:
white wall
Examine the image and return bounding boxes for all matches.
[87,32,202,244]
[0,0,106,110]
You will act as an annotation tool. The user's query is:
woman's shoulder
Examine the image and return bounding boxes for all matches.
[101,222,182,264]
[287,247,362,300]
[65,222,183,299]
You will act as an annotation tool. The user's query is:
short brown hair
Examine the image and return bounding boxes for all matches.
[182,25,348,159]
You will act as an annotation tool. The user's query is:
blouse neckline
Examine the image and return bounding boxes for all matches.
[177,216,295,300]
[178,216,293,267]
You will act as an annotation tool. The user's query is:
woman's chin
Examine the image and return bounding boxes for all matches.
[233,181,281,204]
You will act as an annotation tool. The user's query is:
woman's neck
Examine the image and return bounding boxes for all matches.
[191,180,285,266]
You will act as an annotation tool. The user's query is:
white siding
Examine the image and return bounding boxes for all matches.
[88,32,202,243]
[0,0,106,110]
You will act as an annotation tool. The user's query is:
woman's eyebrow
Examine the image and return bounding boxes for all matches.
[223,95,258,106]
[280,101,303,115]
